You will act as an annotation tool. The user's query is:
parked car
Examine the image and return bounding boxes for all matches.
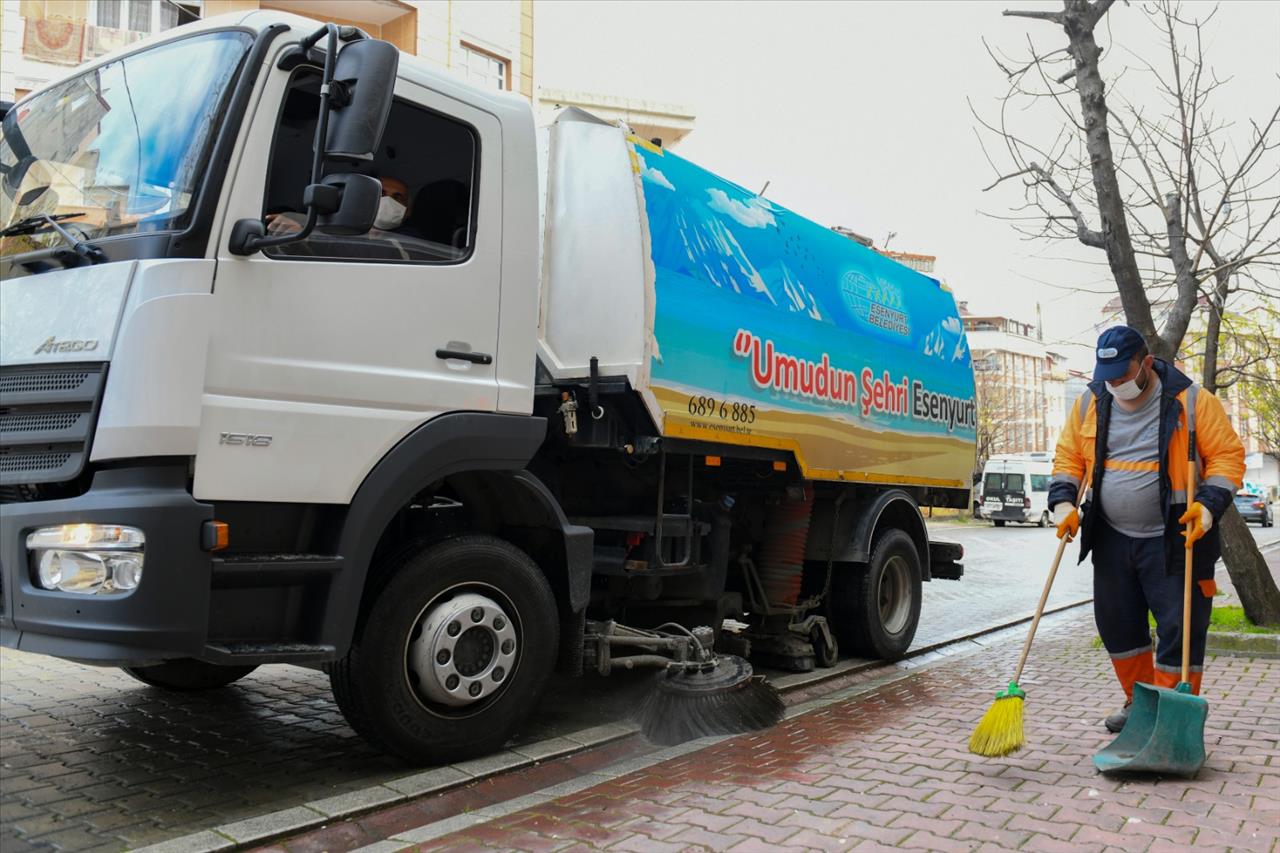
[1234,493,1274,527]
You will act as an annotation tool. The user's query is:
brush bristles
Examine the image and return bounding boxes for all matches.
[635,679,785,746]
[968,695,1024,757]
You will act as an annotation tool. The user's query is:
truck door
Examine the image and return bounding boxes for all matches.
[197,61,503,504]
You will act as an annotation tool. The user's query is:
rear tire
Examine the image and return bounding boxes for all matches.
[123,660,257,691]
[1038,512,1050,528]
[829,529,922,661]
[329,535,558,764]
[994,520,1006,527]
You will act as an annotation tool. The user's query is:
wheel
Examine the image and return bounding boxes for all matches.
[1038,511,1050,528]
[829,529,922,661]
[994,520,1006,527]
[811,624,838,668]
[123,660,257,691]
[328,535,559,764]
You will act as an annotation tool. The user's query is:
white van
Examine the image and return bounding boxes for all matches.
[980,453,1054,527]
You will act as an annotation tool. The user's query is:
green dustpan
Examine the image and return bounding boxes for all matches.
[1094,681,1207,777]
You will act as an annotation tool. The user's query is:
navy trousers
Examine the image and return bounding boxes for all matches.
[1091,520,1213,693]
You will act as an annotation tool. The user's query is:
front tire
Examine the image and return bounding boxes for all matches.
[329,535,559,764]
[123,660,257,691]
[829,529,922,661]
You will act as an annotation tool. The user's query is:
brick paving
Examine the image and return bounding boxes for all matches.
[285,609,1280,852]
[1,527,1275,851]
[0,659,401,852]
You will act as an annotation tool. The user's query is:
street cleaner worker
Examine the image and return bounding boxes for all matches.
[1049,325,1245,733]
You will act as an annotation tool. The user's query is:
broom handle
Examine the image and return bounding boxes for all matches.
[1183,432,1197,685]
[1012,479,1087,684]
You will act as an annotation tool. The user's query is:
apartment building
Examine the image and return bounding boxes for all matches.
[2,1,533,103]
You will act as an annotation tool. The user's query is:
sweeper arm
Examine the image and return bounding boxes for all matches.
[583,619,785,744]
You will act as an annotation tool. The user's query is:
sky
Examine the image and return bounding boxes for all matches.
[535,0,1280,371]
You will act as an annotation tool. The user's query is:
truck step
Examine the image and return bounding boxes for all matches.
[569,514,709,536]
[211,554,344,588]
[202,642,336,665]
[928,540,964,581]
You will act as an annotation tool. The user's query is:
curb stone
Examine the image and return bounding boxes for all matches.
[1207,630,1280,658]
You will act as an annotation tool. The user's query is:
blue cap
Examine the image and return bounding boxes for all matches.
[1094,325,1146,381]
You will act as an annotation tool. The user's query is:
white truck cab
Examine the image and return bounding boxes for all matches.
[2,12,973,763]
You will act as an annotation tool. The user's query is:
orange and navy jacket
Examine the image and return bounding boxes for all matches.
[1049,359,1245,575]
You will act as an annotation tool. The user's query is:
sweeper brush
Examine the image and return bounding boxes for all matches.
[634,654,784,745]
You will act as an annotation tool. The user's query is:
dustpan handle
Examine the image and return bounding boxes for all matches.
[1182,428,1197,686]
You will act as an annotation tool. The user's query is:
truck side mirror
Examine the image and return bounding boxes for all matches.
[324,39,399,162]
[313,173,380,235]
[230,26,398,257]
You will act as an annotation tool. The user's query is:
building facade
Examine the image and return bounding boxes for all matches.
[536,89,695,149]
[2,0,534,103]
[962,304,1066,457]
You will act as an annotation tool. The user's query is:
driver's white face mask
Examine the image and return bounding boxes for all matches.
[374,196,406,230]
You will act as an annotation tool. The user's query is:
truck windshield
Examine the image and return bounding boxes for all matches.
[0,30,251,255]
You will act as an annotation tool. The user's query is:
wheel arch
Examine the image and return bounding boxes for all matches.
[325,412,590,658]
[806,487,931,580]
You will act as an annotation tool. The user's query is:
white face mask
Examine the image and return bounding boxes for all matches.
[374,196,406,230]
[1108,364,1148,401]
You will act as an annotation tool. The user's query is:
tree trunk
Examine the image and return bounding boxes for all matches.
[1060,1,1160,352]
[1197,272,1278,625]
[1217,506,1280,626]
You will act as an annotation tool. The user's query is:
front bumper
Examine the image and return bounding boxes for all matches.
[0,464,213,665]
[982,505,1034,522]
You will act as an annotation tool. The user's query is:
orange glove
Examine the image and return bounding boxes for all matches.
[1179,502,1212,549]
[1053,503,1079,541]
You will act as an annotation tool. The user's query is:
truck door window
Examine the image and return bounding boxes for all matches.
[1030,474,1049,492]
[1005,474,1025,493]
[984,473,1003,493]
[262,70,478,264]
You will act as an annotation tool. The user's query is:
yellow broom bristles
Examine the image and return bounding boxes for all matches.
[968,694,1024,757]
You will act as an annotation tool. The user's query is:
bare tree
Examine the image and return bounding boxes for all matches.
[974,359,1022,469]
[980,0,1280,624]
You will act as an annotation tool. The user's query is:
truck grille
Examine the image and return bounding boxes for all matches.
[0,363,106,493]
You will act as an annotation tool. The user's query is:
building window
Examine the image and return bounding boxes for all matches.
[460,42,510,91]
[97,0,187,33]
[128,0,151,32]
[97,0,122,28]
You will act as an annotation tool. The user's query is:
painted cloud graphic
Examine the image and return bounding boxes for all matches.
[706,188,777,229]
[643,166,675,190]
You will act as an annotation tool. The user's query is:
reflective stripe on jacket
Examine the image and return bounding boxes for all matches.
[1049,358,1245,575]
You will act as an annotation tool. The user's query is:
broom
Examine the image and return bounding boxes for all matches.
[969,482,1085,757]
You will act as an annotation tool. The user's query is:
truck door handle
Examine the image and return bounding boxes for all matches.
[436,348,493,365]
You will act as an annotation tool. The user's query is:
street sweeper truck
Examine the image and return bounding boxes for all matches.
[0,11,976,761]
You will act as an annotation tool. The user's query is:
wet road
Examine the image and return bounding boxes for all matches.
[2,517,1275,851]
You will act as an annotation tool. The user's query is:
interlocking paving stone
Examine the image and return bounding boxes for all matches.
[326,608,1279,852]
[4,530,1273,851]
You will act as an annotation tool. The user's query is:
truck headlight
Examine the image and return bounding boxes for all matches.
[27,525,145,595]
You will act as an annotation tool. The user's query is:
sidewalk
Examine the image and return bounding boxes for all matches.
[273,610,1279,852]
